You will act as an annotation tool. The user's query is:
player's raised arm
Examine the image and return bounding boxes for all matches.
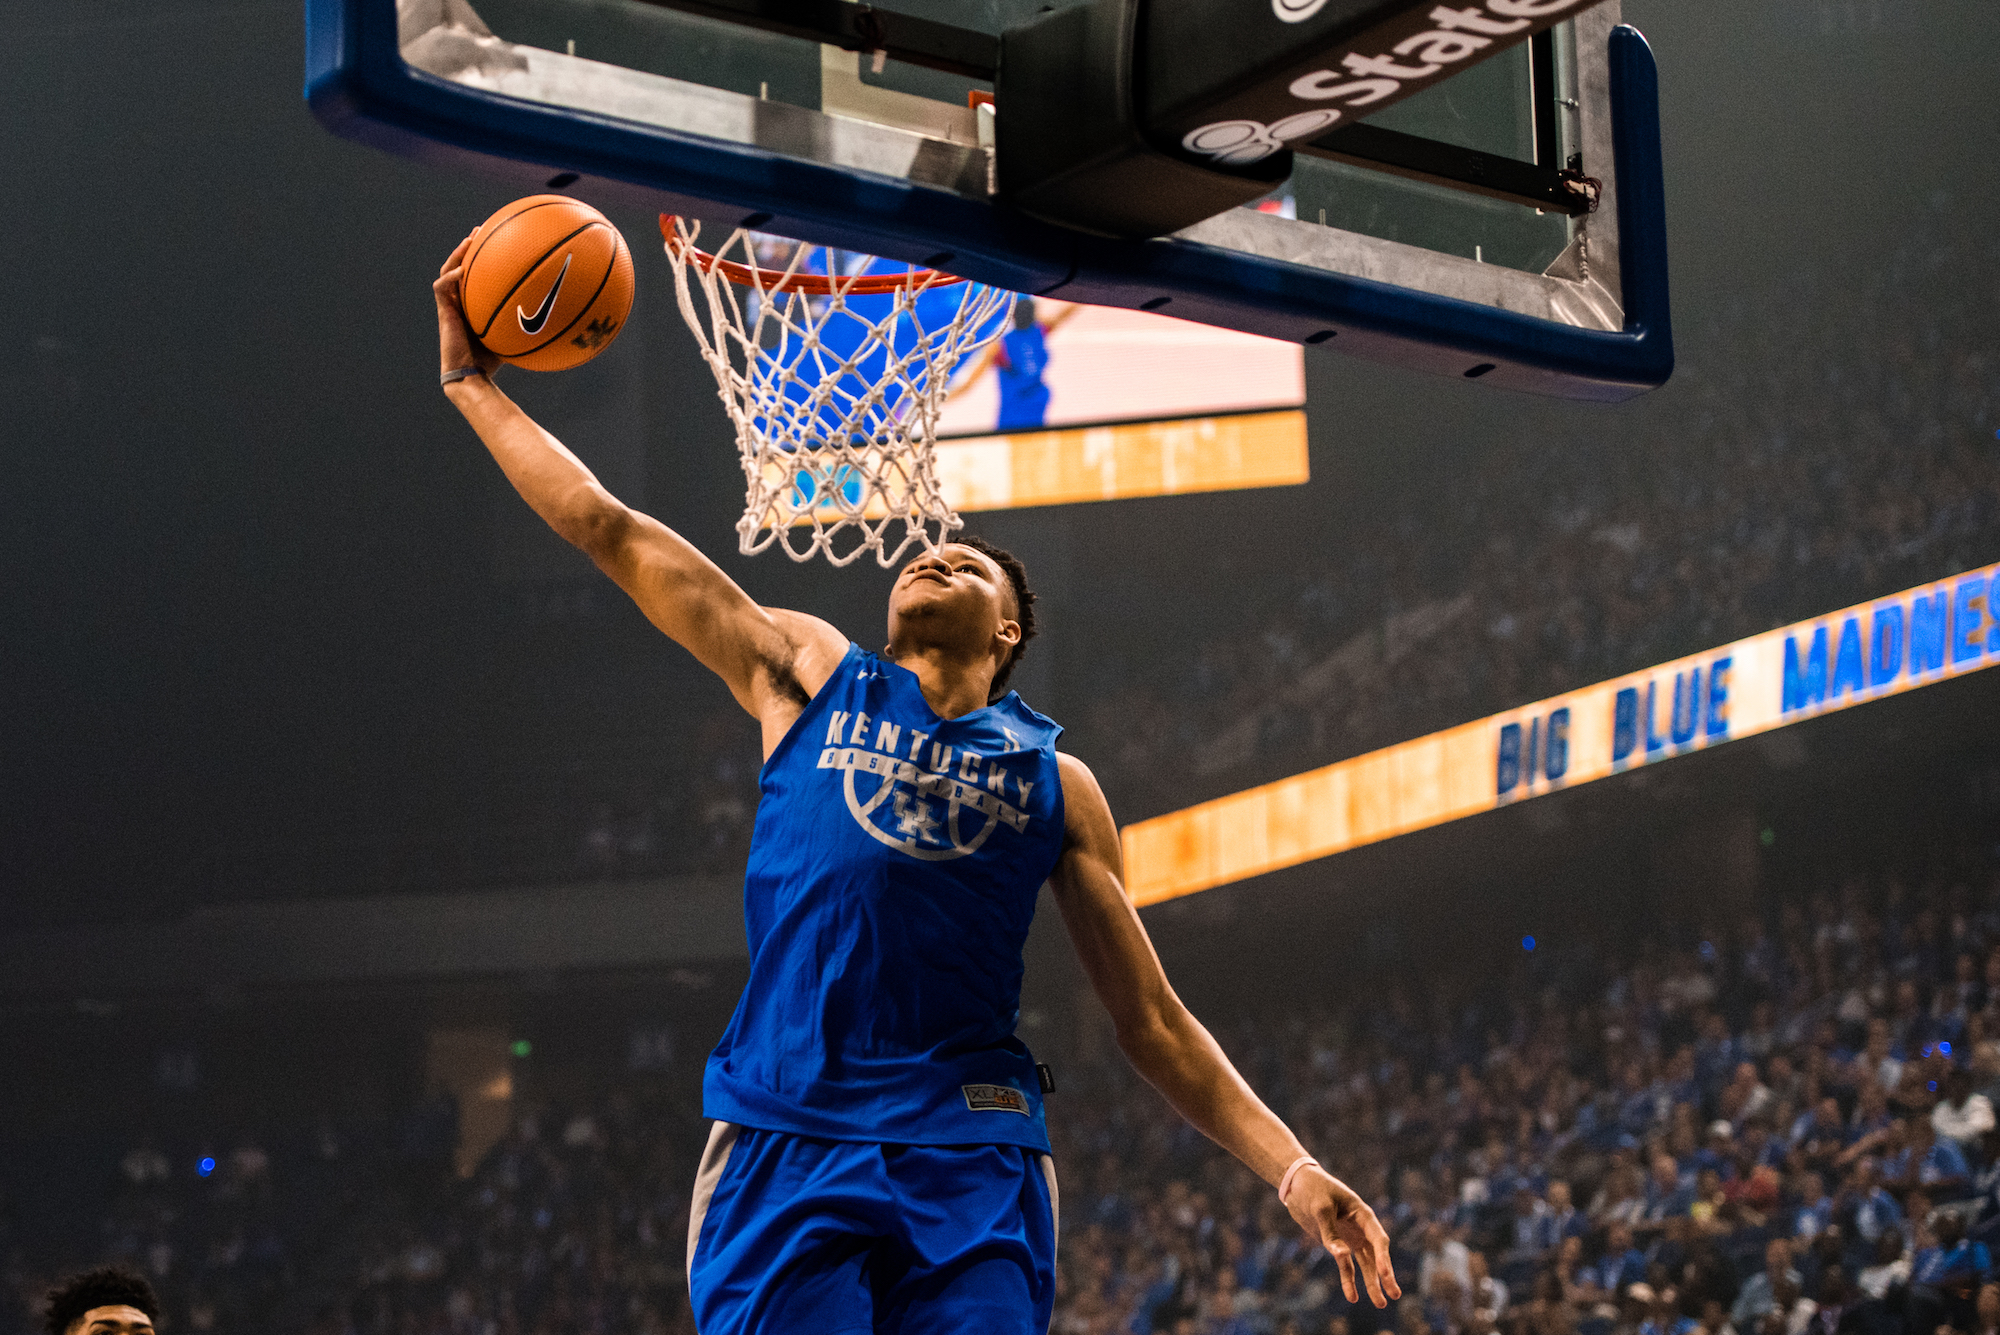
[1047,752,1402,1308]
[431,235,846,732]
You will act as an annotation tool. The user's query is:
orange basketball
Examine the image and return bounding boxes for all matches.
[459,195,635,371]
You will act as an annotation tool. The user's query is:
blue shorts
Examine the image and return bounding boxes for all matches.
[686,1122,1059,1335]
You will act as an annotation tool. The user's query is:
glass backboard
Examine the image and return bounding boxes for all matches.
[309,0,1669,399]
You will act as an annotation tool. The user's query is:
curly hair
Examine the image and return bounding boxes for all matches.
[953,533,1038,702]
[43,1267,158,1335]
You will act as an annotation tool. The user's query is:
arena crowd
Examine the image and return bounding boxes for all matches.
[1040,864,2000,1335]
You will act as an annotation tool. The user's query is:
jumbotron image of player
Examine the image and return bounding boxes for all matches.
[433,235,1400,1334]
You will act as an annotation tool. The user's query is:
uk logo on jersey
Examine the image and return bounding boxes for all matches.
[816,708,1039,862]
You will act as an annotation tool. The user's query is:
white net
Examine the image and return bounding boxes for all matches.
[662,216,1016,567]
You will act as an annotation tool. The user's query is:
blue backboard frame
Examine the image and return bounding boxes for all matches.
[305,1,1670,401]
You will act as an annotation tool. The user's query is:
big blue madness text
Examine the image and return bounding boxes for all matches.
[1781,569,1997,713]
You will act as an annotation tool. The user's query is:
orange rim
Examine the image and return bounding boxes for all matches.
[660,215,966,295]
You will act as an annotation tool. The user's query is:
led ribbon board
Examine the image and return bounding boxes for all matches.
[1122,562,2000,905]
[776,410,1308,526]
[937,410,1308,513]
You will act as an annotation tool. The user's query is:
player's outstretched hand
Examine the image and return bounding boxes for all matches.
[435,233,503,381]
[1286,1165,1401,1308]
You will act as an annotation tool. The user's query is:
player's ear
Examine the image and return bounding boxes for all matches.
[995,618,1021,648]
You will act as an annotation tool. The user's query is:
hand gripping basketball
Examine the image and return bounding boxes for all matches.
[435,233,505,385]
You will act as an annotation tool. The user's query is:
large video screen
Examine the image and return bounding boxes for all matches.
[935,298,1306,437]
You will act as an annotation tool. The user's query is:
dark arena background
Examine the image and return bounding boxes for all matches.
[5,2,2000,1334]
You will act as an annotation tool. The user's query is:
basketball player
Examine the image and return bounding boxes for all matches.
[433,234,1399,1334]
[41,1267,158,1335]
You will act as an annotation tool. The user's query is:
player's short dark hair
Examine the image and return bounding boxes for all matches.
[955,533,1037,701]
[43,1267,158,1335]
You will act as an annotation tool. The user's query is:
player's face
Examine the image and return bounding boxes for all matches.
[71,1308,155,1335]
[888,544,1015,648]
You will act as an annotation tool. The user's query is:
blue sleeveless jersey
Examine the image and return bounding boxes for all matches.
[704,644,1067,1152]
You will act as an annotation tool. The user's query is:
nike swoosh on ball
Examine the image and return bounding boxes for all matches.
[517,253,572,335]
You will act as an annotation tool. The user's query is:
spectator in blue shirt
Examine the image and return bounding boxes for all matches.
[1733,1237,1805,1330]
[1663,1048,1702,1113]
[1791,1171,1836,1242]
[1691,1122,1737,1179]
[1593,1222,1649,1294]
[1642,1152,1696,1231]
[1616,1063,1661,1139]
[1967,1128,2000,1245]
[1842,1160,1905,1270]
[1741,1121,1788,1173]
[1909,1210,1991,1334]
[1886,1117,1972,1195]
[1847,1084,1896,1146]
[1696,1013,1741,1102]
[1912,1213,1991,1289]
[1506,1186,1551,1264]
[1793,1098,1850,1171]
[1640,1284,1701,1335]
[1539,1181,1586,1251]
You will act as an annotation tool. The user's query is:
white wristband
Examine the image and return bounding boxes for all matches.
[1278,1155,1320,1206]
[440,365,485,386]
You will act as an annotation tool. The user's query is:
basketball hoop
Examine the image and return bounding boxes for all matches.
[660,215,1016,567]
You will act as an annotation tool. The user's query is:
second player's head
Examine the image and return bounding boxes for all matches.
[887,535,1037,702]
[42,1268,158,1335]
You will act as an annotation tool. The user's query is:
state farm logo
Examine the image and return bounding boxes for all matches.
[1183,109,1340,166]
[1187,0,1588,166]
